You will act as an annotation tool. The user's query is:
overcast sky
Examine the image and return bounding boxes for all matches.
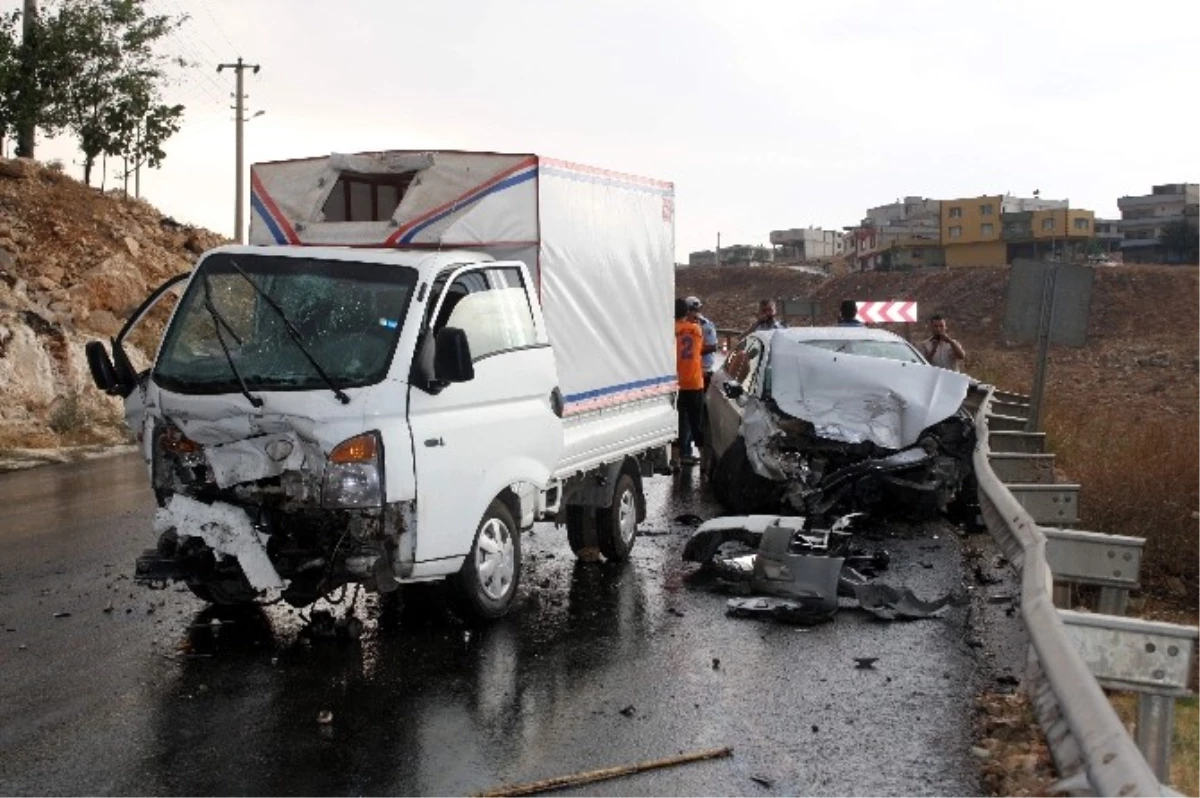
[11,0,1200,259]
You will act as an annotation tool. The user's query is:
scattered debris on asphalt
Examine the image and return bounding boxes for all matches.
[684,513,953,626]
[52,611,70,618]
[317,710,333,725]
[473,745,733,797]
[749,774,773,788]
[618,705,636,717]
[711,657,720,670]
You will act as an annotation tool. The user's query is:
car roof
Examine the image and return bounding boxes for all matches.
[753,325,914,344]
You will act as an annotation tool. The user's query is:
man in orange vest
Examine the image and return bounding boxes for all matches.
[675,297,705,468]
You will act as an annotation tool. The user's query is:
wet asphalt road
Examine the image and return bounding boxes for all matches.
[0,454,1023,796]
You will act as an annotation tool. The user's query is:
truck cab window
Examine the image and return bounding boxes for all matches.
[436,268,536,361]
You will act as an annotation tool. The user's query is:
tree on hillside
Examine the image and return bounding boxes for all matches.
[1160,219,1199,263]
[37,0,185,185]
[0,10,27,151]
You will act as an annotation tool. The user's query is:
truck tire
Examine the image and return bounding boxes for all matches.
[450,500,521,621]
[566,505,603,562]
[596,473,639,562]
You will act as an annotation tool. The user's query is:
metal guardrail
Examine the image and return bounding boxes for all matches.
[972,385,1175,796]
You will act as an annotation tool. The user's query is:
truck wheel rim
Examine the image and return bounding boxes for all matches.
[475,518,514,601]
[618,489,637,546]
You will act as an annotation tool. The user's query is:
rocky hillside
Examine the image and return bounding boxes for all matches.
[0,157,226,451]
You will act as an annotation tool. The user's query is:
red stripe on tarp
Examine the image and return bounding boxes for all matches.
[540,157,674,190]
[384,156,539,246]
[250,170,301,244]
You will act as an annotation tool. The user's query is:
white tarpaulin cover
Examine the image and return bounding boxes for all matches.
[768,336,970,450]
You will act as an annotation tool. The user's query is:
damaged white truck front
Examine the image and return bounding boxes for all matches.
[84,151,678,620]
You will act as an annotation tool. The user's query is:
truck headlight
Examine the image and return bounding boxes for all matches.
[323,432,383,508]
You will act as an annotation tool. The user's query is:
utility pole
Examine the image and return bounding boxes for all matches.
[716,232,721,268]
[16,0,37,158]
[217,57,260,243]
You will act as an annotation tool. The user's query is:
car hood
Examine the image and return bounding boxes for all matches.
[767,336,970,450]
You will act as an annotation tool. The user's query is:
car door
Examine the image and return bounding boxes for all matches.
[86,272,190,459]
[406,262,563,566]
[707,336,764,459]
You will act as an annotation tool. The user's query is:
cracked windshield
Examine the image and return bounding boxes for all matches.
[154,254,417,392]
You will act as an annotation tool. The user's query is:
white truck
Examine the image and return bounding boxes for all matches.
[85,150,677,619]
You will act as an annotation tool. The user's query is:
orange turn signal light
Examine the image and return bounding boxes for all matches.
[161,427,201,454]
[329,433,379,464]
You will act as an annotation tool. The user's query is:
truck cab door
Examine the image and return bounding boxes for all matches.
[406,262,563,567]
[85,272,189,455]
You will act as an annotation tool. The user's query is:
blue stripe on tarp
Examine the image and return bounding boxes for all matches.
[564,375,677,404]
[398,168,539,244]
[251,192,287,244]
[539,166,675,197]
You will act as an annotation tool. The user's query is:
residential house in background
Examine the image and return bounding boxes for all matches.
[769,227,844,261]
[1003,204,1096,262]
[941,194,1092,266]
[845,196,941,271]
[1118,183,1199,263]
[1093,219,1123,255]
[688,245,774,268]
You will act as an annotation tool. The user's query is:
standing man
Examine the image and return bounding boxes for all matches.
[674,298,705,467]
[743,299,785,337]
[837,299,865,326]
[685,296,718,389]
[920,314,966,371]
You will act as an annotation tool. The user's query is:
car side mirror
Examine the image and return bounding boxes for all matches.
[86,340,118,394]
[435,327,474,383]
[722,381,744,399]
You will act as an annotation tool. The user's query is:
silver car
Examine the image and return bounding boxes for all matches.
[705,326,978,519]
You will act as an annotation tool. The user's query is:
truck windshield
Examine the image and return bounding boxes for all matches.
[154,253,417,394]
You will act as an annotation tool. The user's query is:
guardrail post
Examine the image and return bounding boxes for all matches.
[1096,586,1128,616]
[1136,693,1175,782]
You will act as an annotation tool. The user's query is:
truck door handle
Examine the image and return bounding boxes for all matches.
[424,437,444,447]
[550,387,564,418]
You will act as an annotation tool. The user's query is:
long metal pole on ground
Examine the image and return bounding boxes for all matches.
[218,57,260,244]
[16,0,37,158]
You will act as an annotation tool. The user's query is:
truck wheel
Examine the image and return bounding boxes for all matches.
[597,473,639,561]
[566,505,603,562]
[451,500,521,621]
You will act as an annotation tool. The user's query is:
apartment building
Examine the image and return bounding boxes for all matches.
[1118,183,1199,263]
[769,227,844,261]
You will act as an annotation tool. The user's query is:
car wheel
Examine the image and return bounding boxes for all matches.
[451,500,521,621]
[566,505,602,562]
[597,473,639,562]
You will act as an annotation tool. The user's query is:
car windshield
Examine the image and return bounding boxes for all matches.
[154,253,417,394]
[799,338,925,364]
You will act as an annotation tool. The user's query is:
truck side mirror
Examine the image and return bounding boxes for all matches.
[86,341,119,394]
[435,327,475,383]
[722,381,744,399]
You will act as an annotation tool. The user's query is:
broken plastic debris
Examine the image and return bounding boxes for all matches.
[854,583,951,621]
[53,612,70,618]
[726,596,836,626]
[854,657,878,670]
[155,494,282,590]
[619,705,636,717]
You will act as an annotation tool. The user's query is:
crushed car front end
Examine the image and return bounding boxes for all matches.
[710,330,979,520]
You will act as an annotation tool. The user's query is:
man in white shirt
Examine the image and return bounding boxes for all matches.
[920,314,966,372]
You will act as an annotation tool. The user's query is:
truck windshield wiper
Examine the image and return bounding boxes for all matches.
[227,259,351,405]
[201,273,263,408]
